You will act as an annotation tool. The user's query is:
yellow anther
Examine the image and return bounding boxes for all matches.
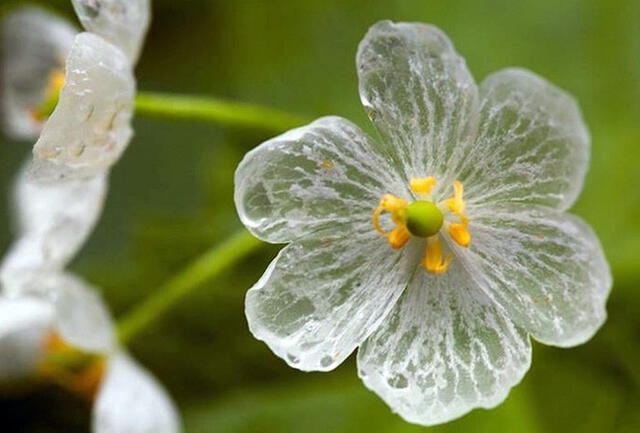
[448,222,471,247]
[388,225,411,249]
[445,180,465,215]
[410,177,436,195]
[422,236,452,274]
[373,194,408,235]
[37,332,106,402]
[30,68,66,121]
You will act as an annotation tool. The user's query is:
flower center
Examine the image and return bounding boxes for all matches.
[372,177,471,274]
[36,332,106,402]
[29,68,65,122]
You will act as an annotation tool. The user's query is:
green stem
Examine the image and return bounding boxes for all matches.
[135,91,308,132]
[117,230,263,345]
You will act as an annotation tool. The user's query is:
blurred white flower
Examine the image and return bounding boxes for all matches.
[1,1,150,182]
[1,7,76,139]
[234,20,611,425]
[0,274,180,433]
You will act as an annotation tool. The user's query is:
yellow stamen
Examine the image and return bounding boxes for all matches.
[423,236,452,274]
[36,332,106,402]
[444,180,465,215]
[448,222,471,247]
[373,194,408,235]
[30,69,66,122]
[410,177,436,195]
[388,225,410,249]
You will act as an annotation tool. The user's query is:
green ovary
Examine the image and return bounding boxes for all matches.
[405,200,443,238]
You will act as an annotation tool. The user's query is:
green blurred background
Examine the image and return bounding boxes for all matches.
[1,0,639,431]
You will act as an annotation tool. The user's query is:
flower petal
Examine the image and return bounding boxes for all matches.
[0,297,53,380]
[0,165,107,290]
[31,32,135,182]
[1,7,76,139]
[93,352,181,433]
[357,267,531,426]
[246,229,420,371]
[235,116,401,243]
[71,0,150,63]
[50,273,115,353]
[12,272,116,353]
[464,204,611,347]
[357,21,479,182]
[462,68,589,210]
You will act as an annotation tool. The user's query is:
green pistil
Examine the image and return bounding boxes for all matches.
[405,200,443,238]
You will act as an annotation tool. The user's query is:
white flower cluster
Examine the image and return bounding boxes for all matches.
[1,2,180,432]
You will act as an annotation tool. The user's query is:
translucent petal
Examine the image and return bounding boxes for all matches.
[357,267,531,426]
[12,272,115,353]
[94,352,181,433]
[463,204,611,347]
[357,21,479,183]
[31,32,135,182]
[0,297,53,380]
[235,116,402,243]
[246,229,420,371]
[0,166,107,290]
[460,68,590,210]
[72,0,150,62]
[1,7,76,139]
[49,273,115,353]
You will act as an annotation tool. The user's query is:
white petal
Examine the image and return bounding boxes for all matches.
[463,205,611,347]
[246,229,420,371]
[49,273,115,353]
[235,116,402,243]
[1,7,76,139]
[31,32,135,182]
[72,0,150,62]
[0,165,107,290]
[461,68,590,210]
[357,21,479,183]
[12,273,116,353]
[94,352,181,433]
[357,267,531,426]
[0,296,53,380]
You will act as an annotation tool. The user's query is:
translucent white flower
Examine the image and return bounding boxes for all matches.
[234,21,611,425]
[0,273,180,433]
[1,7,76,139]
[30,31,136,182]
[1,1,150,182]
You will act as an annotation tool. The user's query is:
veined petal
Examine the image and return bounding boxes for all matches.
[93,352,181,433]
[246,228,420,372]
[462,68,589,210]
[463,204,611,347]
[1,7,76,139]
[235,116,402,243]
[357,21,479,184]
[31,32,135,182]
[0,297,53,380]
[0,165,107,290]
[357,267,531,426]
[71,0,150,63]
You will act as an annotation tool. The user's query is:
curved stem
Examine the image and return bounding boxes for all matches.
[117,230,263,345]
[135,92,308,132]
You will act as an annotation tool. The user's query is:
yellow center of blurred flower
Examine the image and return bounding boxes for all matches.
[29,68,66,122]
[36,332,106,402]
[372,177,471,274]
